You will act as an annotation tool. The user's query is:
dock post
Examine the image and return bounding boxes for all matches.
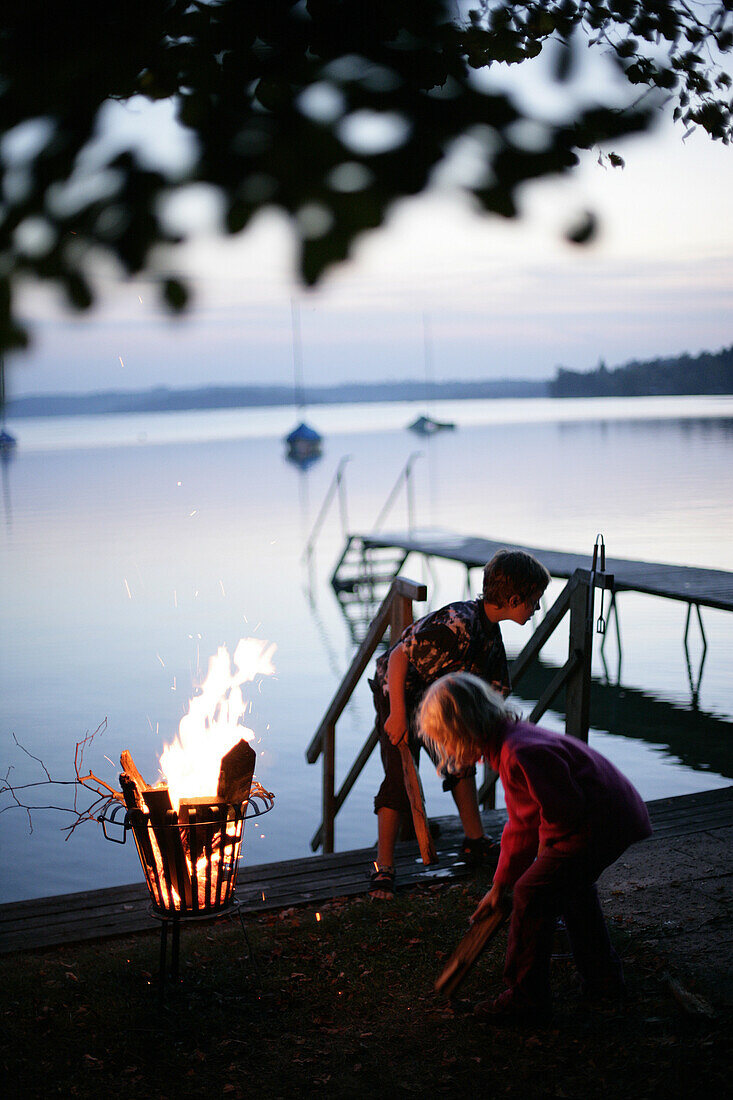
[565,575,593,742]
[389,589,437,864]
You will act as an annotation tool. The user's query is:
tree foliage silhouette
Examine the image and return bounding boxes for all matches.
[1,0,731,354]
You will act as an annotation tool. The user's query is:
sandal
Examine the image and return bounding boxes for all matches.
[369,865,395,900]
[458,835,499,869]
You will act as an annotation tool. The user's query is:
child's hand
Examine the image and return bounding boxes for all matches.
[470,881,504,924]
[384,711,408,746]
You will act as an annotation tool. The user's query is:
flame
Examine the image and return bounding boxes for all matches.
[159,637,275,811]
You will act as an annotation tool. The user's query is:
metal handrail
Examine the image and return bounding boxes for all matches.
[302,455,351,566]
[372,451,422,534]
[306,576,427,852]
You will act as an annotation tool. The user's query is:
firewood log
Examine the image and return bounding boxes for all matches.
[435,903,510,998]
[217,738,256,806]
[120,750,149,792]
[142,787,192,908]
[119,772,146,813]
[143,786,174,825]
[398,743,437,865]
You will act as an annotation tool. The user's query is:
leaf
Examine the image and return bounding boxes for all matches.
[472,185,517,219]
[565,210,597,245]
[161,277,190,312]
[63,272,93,311]
[553,41,574,83]
[617,38,639,59]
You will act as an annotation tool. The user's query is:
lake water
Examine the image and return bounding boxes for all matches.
[2,395,732,904]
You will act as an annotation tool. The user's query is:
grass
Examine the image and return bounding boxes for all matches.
[1,872,729,1099]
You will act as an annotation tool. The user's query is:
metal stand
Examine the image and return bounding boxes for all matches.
[157,912,181,988]
[150,899,251,997]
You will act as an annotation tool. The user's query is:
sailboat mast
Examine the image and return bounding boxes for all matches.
[1,354,7,426]
[423,312,434,414]
[291,298,305,412]
[284,299,322,466]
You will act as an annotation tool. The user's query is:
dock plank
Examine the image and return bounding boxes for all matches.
[360,531,733,612]
[0,787,730,955]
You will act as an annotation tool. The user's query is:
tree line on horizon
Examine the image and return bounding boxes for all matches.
[8,345,732,418]
[549,345,733,398]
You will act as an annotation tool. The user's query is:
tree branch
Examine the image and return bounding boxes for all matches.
[1,723,123,838]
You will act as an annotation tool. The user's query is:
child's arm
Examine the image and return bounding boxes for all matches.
[384,642,410,745]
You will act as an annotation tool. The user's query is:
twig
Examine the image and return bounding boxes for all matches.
[1,723,123,837]
[11,731,52,783]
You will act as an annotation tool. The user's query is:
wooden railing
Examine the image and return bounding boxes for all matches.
[306,566,612,852]
[478,567,613,803]
[305,577,427,853]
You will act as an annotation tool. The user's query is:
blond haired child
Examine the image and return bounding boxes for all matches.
[420,672,652,1021]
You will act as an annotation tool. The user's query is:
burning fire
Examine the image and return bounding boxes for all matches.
[159,637,275,812]
[116,637,276,915]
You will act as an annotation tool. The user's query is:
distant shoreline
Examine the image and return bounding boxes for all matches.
[7,343,731,418]
[5,379,548,419]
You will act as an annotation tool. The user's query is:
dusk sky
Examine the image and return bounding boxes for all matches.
[7,81,733,400]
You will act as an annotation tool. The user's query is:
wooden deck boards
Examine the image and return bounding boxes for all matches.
[1,787,730,955]
[361,531,733,612]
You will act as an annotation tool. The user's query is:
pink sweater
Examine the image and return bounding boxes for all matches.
[487,721,652,889]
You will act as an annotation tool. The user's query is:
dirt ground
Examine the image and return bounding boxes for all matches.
[598,824,733,1008]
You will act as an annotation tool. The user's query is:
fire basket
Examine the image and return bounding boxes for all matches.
[123,791,272,917]
[99,737,274,988]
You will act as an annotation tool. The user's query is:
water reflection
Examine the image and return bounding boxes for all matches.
[557,416,733,440]
[0,447,12,530]
[514,658,733,781]
[2,397,732,902]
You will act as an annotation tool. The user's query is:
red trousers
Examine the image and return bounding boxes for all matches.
[503,840,626,1007]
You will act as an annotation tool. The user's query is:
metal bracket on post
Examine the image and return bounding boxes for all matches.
[567,549,614,742]
[588,534,607,635]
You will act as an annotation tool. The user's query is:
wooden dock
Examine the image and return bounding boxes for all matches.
[1,786,730,956]
[358,531,733,612]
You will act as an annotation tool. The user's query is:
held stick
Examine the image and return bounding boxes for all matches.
[398,742,438,865]
[435,903,510,998]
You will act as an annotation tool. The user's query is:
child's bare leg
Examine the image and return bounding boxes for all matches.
[371,806,401,899]
[376,806,401,866]
[451,774,484,840]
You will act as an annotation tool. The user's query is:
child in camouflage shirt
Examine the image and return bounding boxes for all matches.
[370,548,550,899]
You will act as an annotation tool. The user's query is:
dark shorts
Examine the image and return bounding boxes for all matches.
[371,679,476,815]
